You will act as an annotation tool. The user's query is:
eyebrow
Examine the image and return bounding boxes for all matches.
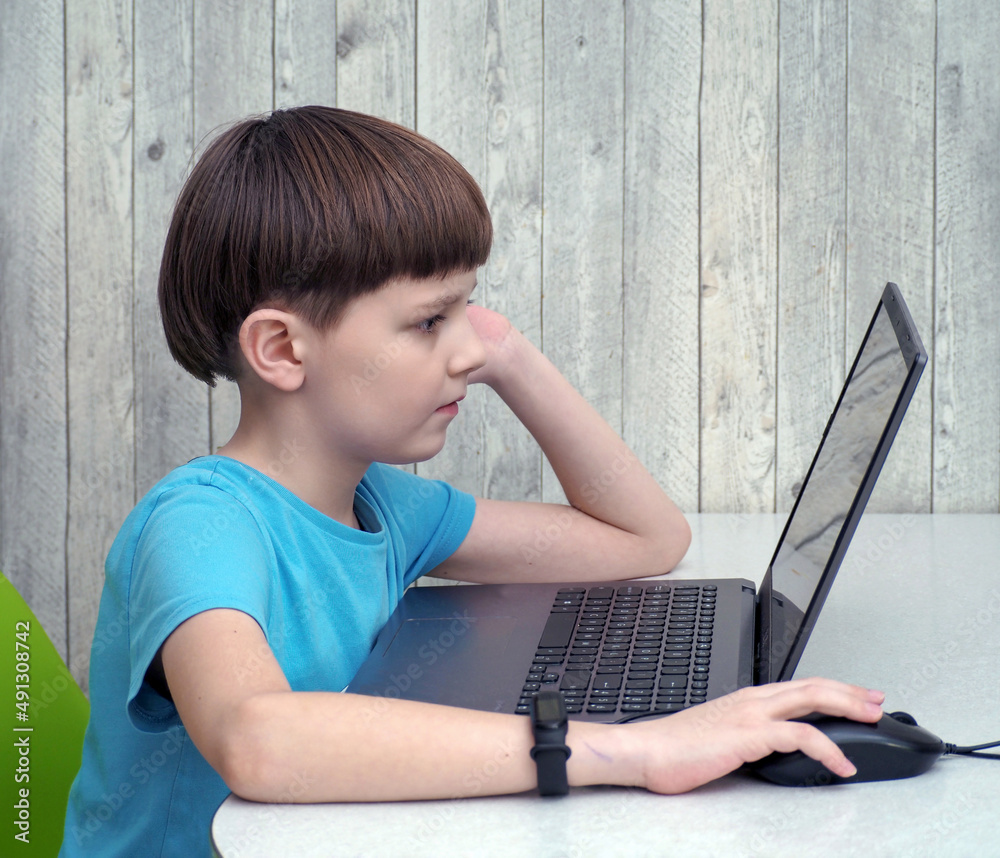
[413,283,478,315]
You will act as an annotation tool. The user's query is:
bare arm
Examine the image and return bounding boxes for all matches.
[162,608,884,802]
[433,306,691,584]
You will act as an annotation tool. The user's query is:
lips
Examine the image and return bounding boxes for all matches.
[436,394,465,415]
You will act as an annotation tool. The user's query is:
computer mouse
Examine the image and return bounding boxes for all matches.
[746,711,945,786]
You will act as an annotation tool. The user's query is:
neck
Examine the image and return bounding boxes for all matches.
[216,406,370,529]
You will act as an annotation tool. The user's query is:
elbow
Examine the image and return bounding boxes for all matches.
[646,510,690,574]
[215,695,291,802]
[676,512,692,557]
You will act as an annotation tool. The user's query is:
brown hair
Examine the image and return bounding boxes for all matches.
[158,106,493,384]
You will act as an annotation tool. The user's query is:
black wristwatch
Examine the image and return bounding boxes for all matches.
[529,690,571,796]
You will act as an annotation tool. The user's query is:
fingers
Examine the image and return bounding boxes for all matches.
[746,677,884,723]
[635,678,886,794]
[768,720,858,778]
[733,679,885,778]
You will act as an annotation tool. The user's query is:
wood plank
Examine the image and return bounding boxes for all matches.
[275,0,339,108]
[335,0,417,488]
[336,0,416,126]
[776,0,847,513]
[700,0,779,513]
[0,0,69,658]
[65,0,135,691]
[415,0,544,509]
[933,2,1000,512]
[542,1,625,505]
[623,0,701,514]
[846,3,935,513]
[414,0,488,497]
[195,0,274,451]
[134,0,209,498]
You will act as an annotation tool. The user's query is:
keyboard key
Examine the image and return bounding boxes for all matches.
[560,671,592,690]
[656,692,686,703]
[539,611,578,649]
[589,587,616,599]
[593,675,623,690]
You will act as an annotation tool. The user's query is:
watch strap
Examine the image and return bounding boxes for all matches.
[530,692,571,796]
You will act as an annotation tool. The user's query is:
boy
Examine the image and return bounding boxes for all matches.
[61,106,883,856]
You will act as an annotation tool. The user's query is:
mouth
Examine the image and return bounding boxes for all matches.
[435,395,465,416]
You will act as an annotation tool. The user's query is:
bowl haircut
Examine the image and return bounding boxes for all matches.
[158,106,494,385]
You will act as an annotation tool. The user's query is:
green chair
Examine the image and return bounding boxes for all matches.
[1,570,89,857]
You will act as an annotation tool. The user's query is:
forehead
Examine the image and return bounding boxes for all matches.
[389,271,479,311]
[334,270,479,326]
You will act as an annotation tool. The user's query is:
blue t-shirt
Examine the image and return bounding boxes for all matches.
[60,456,475,857]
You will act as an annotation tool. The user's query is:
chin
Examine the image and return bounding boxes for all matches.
[379,440,448,467]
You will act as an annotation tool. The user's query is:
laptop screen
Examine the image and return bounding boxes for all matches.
[758,283,926,683]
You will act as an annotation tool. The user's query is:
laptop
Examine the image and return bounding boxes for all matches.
[348,283,927,723]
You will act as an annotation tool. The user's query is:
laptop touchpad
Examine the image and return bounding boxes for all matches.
[379,616,519,708]
[386,616,516,660]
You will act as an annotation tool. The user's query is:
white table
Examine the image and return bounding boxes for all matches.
[211,514,1000,857]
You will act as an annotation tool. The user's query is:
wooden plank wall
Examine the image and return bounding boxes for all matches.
[1,1,997,689]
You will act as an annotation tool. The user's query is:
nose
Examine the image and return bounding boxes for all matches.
[448,314,488,377]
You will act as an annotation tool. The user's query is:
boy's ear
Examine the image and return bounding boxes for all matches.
[238,309,307,392]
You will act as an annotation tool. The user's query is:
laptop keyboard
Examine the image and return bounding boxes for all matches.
[517,583,716,719]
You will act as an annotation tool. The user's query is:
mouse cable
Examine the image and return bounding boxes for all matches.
[944,739,1000,761]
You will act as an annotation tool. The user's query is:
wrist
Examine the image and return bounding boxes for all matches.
[480,328,549,405]
[566,722,644,789]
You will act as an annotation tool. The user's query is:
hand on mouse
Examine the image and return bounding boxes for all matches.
[614,678,884,794]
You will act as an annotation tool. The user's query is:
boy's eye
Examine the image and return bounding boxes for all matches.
[417,314,446,334]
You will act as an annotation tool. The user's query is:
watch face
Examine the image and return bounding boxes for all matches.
[534,693,564,723]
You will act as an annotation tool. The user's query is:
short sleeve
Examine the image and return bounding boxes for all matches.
[360,464,475,585]
[126,485,274,732]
